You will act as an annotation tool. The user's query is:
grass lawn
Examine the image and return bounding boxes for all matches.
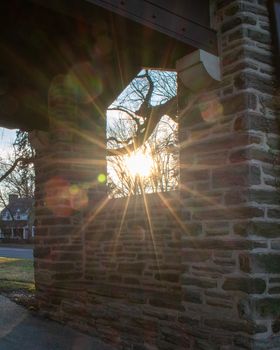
[0,257,35,292]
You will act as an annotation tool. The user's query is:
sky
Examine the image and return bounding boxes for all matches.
[0,128,17,159]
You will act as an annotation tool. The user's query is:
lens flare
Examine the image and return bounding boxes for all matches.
[97,173,106,183]
[66,61,103,103]
[199,99,223,123]
[45,177,88,217]
[95,34,113,56]
[125,151,153,177]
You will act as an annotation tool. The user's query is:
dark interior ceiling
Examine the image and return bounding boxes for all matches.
[0,0,216,131]
[85,0,216,53]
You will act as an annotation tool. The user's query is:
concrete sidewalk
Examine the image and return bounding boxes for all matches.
[0,295,115,350]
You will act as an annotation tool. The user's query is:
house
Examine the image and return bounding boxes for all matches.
[0,194,34,240]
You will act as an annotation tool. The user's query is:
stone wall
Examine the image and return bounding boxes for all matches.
[83,192,186,348]
[33,0,280,349]
[34,74,106,319]
[35,186,188,348]
[178,0,280,348]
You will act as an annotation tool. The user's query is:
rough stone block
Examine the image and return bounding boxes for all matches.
[193,207,263,221]
[222,277,266,294]
[269,287,280,295]
[118,263,145,275]
[182,250,211,262]
[33,247,51,258]
[234,222,280,238]
[239,253,251,273]
[222,92,257,115]
[204,318,267,335]
[149,295,183,311]
[52,272,82,280]
[249,189,280,205]
[182,289,202,304]
[234,113,280,133]
[234,71,275,94]
[229,148,276,164]
[155,273,180,283]
[268,209,280,219]
[182,276,217,289]
[180,223,203,236]
[254,298,280,318]
[212,164,261,189]
[182,169,209,182]
[182,238,265,251]
[253,254,280,273]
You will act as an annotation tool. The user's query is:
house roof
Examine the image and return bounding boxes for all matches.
[1,198,33,219]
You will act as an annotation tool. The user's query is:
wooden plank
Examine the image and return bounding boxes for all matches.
[30,0,217,54]
[85,0,217,53]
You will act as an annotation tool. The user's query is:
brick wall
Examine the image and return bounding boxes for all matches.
[34,0,280,349]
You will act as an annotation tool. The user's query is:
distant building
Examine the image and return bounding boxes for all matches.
[0,194,34,240]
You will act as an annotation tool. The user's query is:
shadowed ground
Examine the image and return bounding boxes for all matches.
[0,295,115,350]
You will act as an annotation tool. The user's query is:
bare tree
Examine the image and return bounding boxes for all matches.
[0,130,35,206]
[107,115,178,197]
[107,69,178,156]
[0,130,35,239]
[107,69,179,197]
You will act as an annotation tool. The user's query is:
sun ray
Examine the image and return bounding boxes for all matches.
[75,194,111,241]
[141,188,161,276]
[179,182,225,209]
[110,192,132,261]
[49,118,106,150]
[156,191,186,233]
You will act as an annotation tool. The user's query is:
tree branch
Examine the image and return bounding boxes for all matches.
[0,156,34,183]
[107,96,177,156]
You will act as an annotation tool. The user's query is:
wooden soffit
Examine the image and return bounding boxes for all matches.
[32,0,217,54]
[0,0,217,130]
[85,0,217,54]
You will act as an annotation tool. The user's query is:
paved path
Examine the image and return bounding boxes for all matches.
[0,295,115,350]
[0,247,33,259]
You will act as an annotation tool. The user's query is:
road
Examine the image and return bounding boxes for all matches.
[0,247,33,259]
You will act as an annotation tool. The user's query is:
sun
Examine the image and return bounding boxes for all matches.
[125,150,153,177]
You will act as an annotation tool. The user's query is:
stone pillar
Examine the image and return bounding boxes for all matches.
[33,72,106,320]
[178,0,280,348]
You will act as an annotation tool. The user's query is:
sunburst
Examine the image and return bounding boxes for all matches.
[124,150,153,178]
